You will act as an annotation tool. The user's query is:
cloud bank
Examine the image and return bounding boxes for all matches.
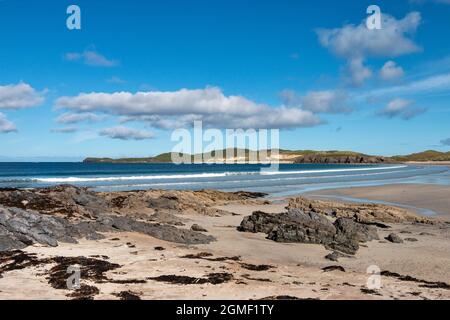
[0,83,44,109]
[379,61,405,81]
[56,87,322,129]
[317,12,421,86]
[100,126,154,140]
[377,98,426,120]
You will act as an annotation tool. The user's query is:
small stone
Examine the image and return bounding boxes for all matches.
[386,233,403,243]
[191,224,208,232]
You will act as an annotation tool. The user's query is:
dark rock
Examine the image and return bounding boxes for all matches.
[381,270,450,290]
[334,218,379,242]
[191,224,208,232]
[239,263,274,271]
[148,195,179,211]
[0,204,215,252]
[360,288,382,296]
[148,211,185,226]
[322,265,346,272]
[260,295,301,300]
[405,238,418,242]
[149,272,233,285]
[66,284,100,300]
[106,216,215,245]
[294,154,389,164]
[239,209,379,255]
[113,291,141,300]
[386,233,403,243]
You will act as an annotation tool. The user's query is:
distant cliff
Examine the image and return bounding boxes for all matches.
[293,154,391,164]
[83,149,394,164]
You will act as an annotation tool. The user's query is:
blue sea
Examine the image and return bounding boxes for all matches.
[0,162,449,197]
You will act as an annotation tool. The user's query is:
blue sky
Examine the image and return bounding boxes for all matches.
[0,0,449,160]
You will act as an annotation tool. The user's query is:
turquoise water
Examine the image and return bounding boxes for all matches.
[0,162,448,196]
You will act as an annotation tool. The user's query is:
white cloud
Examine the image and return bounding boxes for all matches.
[100,126,154,140]
[280,89,350,114]
[56,112,105,124]
[379,61,405,81]
[317,12,421,59]
[55,87,322,129]
[0,83,44,109]
[51,127,78,133]
[316,12,421,86]
[345,58,372,87]
[377,98,426,120]
[368,72,450,98]
[64,50,118,67]
[0,113,17,133]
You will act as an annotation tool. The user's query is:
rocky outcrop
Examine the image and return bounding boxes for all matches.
[287,197,433,224]
[238,209,379,254]
[0,186,266,220]
[0,185,267,251]
[294,154,391,164]
[0,204,215,252]
[0,185,108,220]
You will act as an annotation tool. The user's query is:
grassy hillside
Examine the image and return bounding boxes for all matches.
[83,149,381,163]
[392,150,450,162]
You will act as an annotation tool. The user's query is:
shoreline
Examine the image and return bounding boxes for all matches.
[302,183,450,218]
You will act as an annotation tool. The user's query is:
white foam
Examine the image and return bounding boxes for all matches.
[33,172,249,183]
[31,165,407,183]
[260,165,407,175]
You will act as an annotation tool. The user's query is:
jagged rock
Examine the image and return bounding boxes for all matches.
[148,211,185,226]
[334,218,379,242]
[0,185,108,219]
[0,186,265,221]
[238,209,379,255]
[294,154,389,164]
[386,233,403,243]
[287,196,433,224]
[0,205,215,252]
[191,224,208,232]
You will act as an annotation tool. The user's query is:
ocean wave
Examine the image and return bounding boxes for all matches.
[260,165,407,175]
[0,165,410,184]
[91,168,414,189]
[29,171,258,183]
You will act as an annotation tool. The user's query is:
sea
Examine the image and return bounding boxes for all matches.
[0,162,449,197]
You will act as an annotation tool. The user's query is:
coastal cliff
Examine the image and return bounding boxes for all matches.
[83,149,393,164]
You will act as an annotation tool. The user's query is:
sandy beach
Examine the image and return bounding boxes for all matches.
[0,184,449,300]
[305,184,450,218]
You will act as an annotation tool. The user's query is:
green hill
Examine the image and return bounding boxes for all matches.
[392,150,450,162]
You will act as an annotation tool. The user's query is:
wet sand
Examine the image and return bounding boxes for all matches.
[304,184,450,218]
